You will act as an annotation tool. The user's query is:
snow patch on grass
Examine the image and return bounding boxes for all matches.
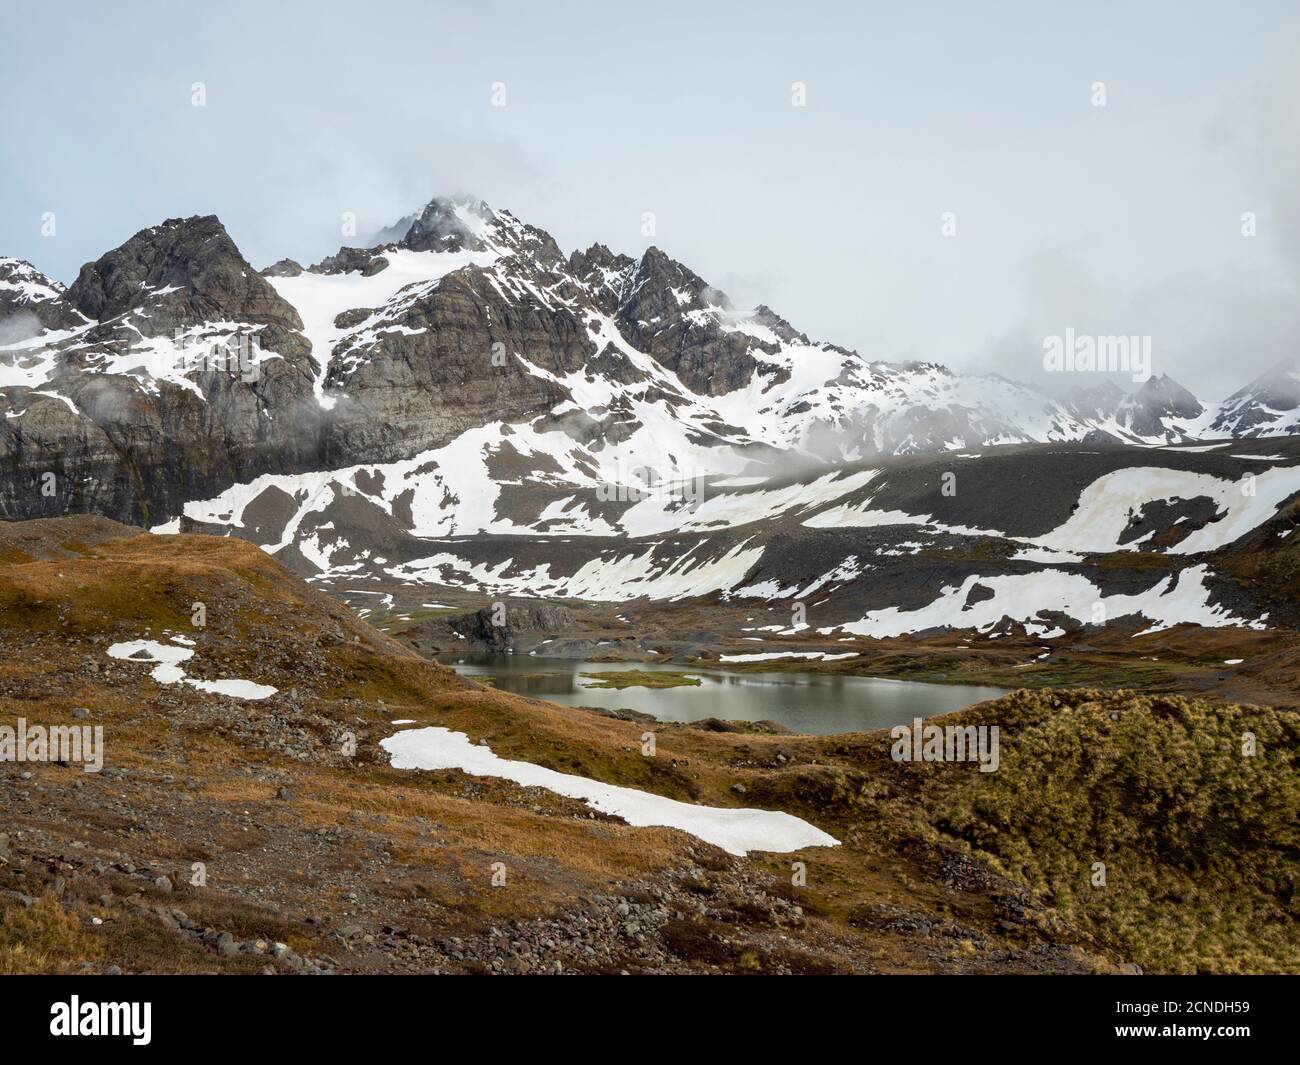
[107,640,278,700]
[381,726,839,856]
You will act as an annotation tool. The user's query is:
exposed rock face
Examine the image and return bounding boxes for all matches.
[308,246,389,276]
[446,602,579,651]
[261,259,304,278]
[321,264,591,463]
[66,216,304,337]
[366,212,419,247]
[568,242,635,296]
[2,218,324,525]
[610,247,765,396]
[1063,374,1206,442]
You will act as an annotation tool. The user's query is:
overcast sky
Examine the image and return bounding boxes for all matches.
[3,0,1299,399]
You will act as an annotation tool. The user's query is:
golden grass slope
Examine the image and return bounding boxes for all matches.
[0,517,1294,974]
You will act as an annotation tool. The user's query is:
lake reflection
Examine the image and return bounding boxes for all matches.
[437,654,1007,736]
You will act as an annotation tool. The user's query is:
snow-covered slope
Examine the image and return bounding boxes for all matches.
[174,428,1300,639]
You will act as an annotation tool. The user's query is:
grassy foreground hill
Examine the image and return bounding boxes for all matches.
[0,517,1294,974]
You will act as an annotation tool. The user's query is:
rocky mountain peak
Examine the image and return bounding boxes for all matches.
[623,246,717,311]
[0,256,61,296]
[261,258,304,278]
[1227,357,1300,410]
[1211,356,1300,436]
[399,196,495,253]
[1131,373,1201,415]
[0,257,87,334]
[1112,373,1203,440]
[309,195,566,278]
[608,248,777,396]
[569,242,625,270]
[65,215,302,335]
[389,195,564,266]
[567,243,636,312]
[749,304,807,345]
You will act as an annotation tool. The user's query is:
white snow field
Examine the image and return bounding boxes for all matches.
[381,726,840,856]
[826,564,1263,639]
[803,464,1300,557]
[107,639,279,700]
[161,444,1300,644]
[718,651,861,663]
[1029,466,1300,555]
[268,246,498,408]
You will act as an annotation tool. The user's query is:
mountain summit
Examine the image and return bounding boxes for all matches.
[1212,357,1300,437]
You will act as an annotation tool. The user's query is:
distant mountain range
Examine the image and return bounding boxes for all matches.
[4,195,1300,641]
[3,194,1298,529]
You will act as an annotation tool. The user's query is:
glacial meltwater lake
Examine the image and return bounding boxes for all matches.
[437,655,1008,735]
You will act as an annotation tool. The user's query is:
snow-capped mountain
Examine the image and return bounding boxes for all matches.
[1064,374,1208,442]
[4,193,1300,638]
[0,257,88,337]
[0,194,1264,520]
[1210,358,1300,438]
